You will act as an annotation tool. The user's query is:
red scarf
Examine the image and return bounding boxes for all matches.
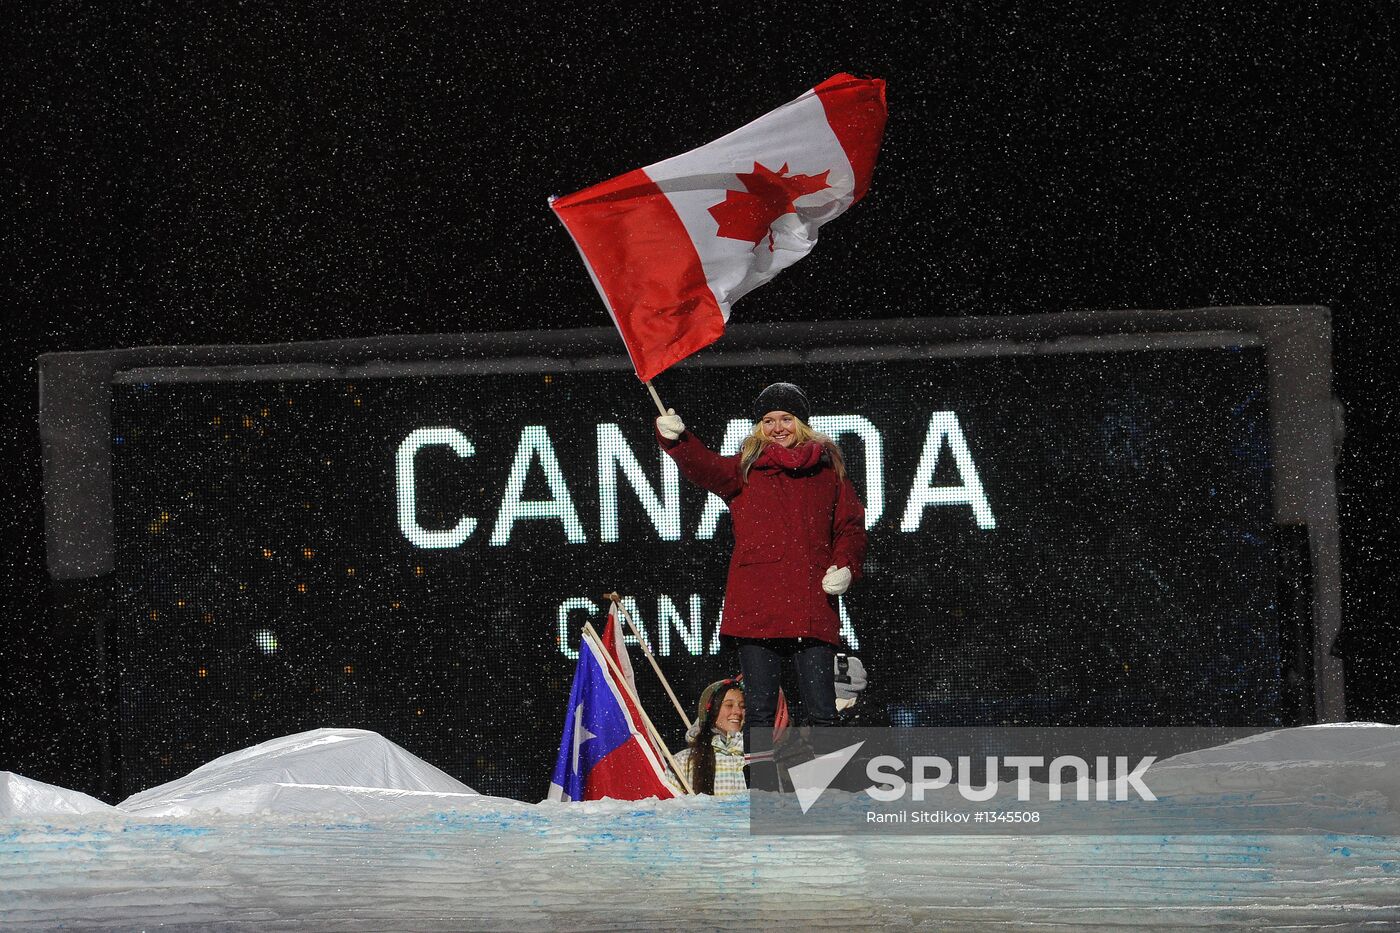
[756,440,823,472]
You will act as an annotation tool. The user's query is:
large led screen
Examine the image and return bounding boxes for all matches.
[112,346,1279,799]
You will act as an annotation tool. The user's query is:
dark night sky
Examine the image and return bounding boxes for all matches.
[4,2,1397,786]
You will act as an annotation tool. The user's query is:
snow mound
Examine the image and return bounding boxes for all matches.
[0,772,118,818]
[118,727,478,817]
[1147,722,1400,808]
[1159,717,1400,762]
[1160,721,1400,766]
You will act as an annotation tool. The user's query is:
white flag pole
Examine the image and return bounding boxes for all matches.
[606,592,692,733]
[644,380,668,416]
[582,622,693,795]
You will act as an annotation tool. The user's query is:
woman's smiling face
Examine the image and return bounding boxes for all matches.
[760,411,799,447]
[713,688,745,735]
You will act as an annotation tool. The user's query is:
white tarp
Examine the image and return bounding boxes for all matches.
[0,771,118,818]
[117,727,478,818]
[1148,721,1400,801]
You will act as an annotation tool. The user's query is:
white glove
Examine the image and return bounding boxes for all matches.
[822,565,852,595]
[656,408,685,441]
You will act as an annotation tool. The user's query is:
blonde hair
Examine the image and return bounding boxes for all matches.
[738,417,847,483]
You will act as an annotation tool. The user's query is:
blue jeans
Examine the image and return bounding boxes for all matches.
[737,637,837,787]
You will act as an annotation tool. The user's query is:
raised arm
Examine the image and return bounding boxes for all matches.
[655,410,743,500]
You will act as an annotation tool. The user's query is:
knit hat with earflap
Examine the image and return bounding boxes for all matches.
[752,382,810,423]
[688,676,743,742]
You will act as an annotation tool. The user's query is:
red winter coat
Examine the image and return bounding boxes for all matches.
[659,428,867,645]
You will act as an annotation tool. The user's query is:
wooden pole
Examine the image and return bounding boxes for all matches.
[605,593,692,732]
[644,380,668,416]
[582,622,694,795]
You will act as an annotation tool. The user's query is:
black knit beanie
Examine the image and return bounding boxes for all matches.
[752,382,810,423]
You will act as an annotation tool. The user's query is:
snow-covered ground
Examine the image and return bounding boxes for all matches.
[4,726,1399,930]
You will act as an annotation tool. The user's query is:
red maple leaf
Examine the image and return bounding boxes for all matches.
[708,162,832,250]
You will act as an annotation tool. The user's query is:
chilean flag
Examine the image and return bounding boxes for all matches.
[551,73,887,381]
[546,632,677,802]
[597,601,637,697]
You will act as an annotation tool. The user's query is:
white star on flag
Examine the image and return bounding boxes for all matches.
[571,702,597,774]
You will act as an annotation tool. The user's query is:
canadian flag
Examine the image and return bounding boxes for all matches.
[551,73,887,381]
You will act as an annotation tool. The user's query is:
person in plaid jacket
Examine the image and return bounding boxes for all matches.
[668,678,747,796]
